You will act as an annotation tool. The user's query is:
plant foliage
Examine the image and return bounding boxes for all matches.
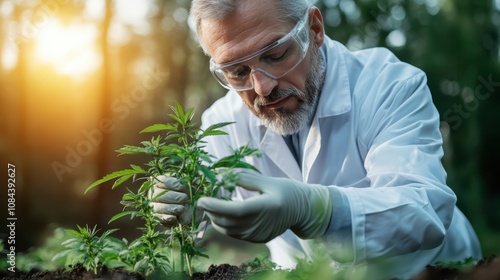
[55,102,261,277]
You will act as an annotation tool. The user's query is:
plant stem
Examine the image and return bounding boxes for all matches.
[186,252,192,276]
[170,233,175,272]
[177,224,194,276]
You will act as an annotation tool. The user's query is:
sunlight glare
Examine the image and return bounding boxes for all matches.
[0,1,13,16]
[84,0,105,20]
[114,0,151,35]
[2,43,18,70]
[34,21,101,77]
[115,0,150,24]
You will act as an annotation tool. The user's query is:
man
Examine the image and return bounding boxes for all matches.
[151,0,482,278]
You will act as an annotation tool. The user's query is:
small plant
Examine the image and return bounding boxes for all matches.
[58,102,260,277]
[52,225,120,274]
[241,253,277,274]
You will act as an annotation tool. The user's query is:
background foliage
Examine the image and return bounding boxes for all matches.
[0,0,499,266]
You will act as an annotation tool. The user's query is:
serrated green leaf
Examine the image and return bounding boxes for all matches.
[203,121,234,131]
[116,145,146,155]
[104,259,128,269]
[184,107,195,123]
[198,151,212,163]
[140,141,153,147]
[52,249,73,261]
[101,228,119,239]
[144,146,156,155]
[167,113,183,125]
[103,238,125,251]
[129,238,143,248]
[133,257,149,271]
[122,192,135,201]
[201,130,228,137]
[230,161,261,172]
[65,229,82,237]
[236,145,262,157]
[194,250,209,259]
[112,174,134,189]
[61,237,79,246]
[164,133,183,141]
[119,249,130,257]
[140,123,176,133]
[198,122,233,139]
[212,155,260,172]
[130,164,147,173]
[85,168,147,194]
[173,101,184,116]
[199,165,216,185]
[175,101,184,114]
[138,181,152,193]
[210,157,234,168]
[108,211,136,224]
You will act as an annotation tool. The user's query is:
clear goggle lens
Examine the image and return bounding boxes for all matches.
[210,10,310,91]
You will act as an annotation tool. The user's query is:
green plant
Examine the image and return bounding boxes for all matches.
[0,239,6,271]
[52,225,120,274]
[75,102,260,277]
[241,253,277,274]
[15,227,73,272]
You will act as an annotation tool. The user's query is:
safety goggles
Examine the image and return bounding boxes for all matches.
[209,10,311,91]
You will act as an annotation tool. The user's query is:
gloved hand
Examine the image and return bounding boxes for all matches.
[197,172,333,243]
[150,175,202,228]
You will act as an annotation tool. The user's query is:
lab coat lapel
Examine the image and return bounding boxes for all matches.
[260,128,302,181]
[252,38,352,184]
[302,38,352,183]
[302,116,321,182]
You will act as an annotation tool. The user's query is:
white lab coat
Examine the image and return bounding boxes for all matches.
[200,36,481,279]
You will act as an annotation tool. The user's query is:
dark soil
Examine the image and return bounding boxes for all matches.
[191,264,248,280]
[413,255,500,280]
[0,264,145,280]
[1,256,499,280]
[0,263,248,280]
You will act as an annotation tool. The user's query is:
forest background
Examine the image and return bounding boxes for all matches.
[0,0,499,267]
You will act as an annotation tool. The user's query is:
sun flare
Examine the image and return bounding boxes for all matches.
[34,20,101,77]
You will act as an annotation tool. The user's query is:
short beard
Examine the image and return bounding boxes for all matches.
[253,43,325,136]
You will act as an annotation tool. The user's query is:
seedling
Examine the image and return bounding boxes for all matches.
[52,225,120,274]
[62,102,261,277]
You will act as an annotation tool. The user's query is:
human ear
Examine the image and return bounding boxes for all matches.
[309,7,325,47]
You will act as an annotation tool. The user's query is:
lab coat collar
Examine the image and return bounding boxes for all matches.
[316,36,352,118]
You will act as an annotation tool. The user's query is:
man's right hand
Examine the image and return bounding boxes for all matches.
[150,175,191,228]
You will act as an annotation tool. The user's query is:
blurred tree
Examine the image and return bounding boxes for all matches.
[93,0,113,227]
[11,1,32,252]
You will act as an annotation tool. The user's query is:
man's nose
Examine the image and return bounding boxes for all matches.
[251,70,278,96]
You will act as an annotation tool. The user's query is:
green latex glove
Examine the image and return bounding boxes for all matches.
[197,172,333,243]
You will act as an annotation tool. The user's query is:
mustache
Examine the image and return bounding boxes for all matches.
[253,87,303,108]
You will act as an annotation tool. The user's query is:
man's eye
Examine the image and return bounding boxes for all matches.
[227,66,251,79]
[265,49,289,63]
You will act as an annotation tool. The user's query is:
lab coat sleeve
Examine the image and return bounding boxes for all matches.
[333,71,456,264]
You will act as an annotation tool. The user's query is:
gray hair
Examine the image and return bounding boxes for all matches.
[190,0,311,54]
